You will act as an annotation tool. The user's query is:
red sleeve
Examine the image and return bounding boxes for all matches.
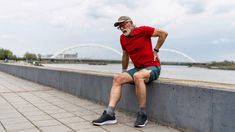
[120,35,126,50]
[139,26,155,37]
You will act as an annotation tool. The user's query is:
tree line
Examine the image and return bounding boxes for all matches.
[0,48,40,61]
[0,48,16,60]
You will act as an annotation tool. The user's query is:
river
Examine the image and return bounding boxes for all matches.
[43,64,235,85]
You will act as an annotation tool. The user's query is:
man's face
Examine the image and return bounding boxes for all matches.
[117,21,133,36]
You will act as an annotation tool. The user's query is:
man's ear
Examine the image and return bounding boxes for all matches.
[130,21,135,27]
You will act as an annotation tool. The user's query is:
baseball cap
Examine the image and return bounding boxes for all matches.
[114,16,132,27]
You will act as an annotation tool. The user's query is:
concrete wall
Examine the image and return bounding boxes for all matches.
[0,63,235,132]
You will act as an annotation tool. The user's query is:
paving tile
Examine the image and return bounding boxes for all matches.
[42,108,67,114]
[12,128,40,132]
[82,114,100,121]
[56,105,80,112]
[124,121,156,129]
[116,115,135,124]
[126,130,142,132]
[1,118,29,125]
[77,127,108,132]
[73,110,94,116]
[0,123,6,132]
[0,99,8,103]
[13,104,33,108]
[40,125,72,132]
[67,121,93,130]
[0,89,11,93]
[10,102,31,106]
[58,117,86,124]
[4,122,34,132]
[101,123,138,132]
[33,104,52,108]
[16,107,40,112]
[141,125,180,132]
[0,112,23,120]
[0,71,181,132]
[0,109,18,114]
[21,111,46,116]
[50,112,75,119]
[70,107,87,113]
[90,108,106,114]
[47,99,64,103]
[0,105,14,109]
[26,115,54,121]
[72,100,94,106]
[33,119,62,127]
[39,105,58,110]
[83,104,105,110]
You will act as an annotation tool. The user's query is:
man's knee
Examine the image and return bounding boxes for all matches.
[113,73,125,84]
[133,72,144,82]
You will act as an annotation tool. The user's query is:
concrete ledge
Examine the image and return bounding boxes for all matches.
[0,63,235,132]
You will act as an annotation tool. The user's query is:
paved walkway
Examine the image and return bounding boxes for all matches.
[0,71,180,132]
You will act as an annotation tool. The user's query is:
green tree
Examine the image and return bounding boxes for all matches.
[37,54,42,61]
[0,48,14,60]
[0,49,4,60]
[24,52,38,61]
[11,55,17,60]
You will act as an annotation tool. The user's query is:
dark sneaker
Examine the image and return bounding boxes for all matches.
[92,110,117,126]
[134,112,148,128]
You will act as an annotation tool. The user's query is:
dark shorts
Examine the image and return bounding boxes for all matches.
[126,66,161,83]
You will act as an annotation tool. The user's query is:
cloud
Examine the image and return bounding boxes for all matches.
[15,0,181,27]
[0,0,234,28]
[30,0,186,31]
[217,52,235,61]
[0,0,208,29]
[0,0,234,61]
[177,0,209,14]
[212,38,232,45]
[0,34,14,39]
[207,0,235,15]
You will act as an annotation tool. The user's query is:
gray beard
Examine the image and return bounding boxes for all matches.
[123,28,131,36]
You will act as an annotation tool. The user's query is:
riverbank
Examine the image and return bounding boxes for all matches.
[42,64,235,85]
[207,61,235,70]
[2,59,235,70]
[191,64,235,70]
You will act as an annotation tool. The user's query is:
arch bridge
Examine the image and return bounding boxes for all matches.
[51,44,196,63]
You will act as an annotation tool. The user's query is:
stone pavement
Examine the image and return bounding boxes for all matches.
[0,71,180,132]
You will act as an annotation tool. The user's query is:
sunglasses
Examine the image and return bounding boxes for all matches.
[117,21,130,30]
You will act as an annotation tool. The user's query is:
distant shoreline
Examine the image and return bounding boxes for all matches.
[207,66,235,70]
[191,64,235,71]
[1,59,235,71]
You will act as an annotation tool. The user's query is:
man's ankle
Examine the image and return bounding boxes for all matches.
[139,107,147,115]
[106,106,115,116]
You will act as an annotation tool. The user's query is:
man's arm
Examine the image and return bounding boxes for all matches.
[122,50,129,72]
[152,29,168,51]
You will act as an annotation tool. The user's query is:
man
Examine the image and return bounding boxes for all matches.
[92,16,168,127]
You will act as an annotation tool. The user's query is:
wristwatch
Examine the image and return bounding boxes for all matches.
[154,48,159,53]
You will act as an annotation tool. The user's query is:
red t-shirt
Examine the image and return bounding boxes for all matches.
[120,26,160,68]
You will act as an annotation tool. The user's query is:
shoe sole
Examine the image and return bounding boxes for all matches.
[93,119,117,126]
[134,120,148,128]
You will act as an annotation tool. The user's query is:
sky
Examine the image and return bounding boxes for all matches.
[0,0,235,62]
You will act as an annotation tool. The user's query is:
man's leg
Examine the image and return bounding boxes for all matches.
[133,66,160,127]
[132,69,152,127]
[108,72,133,107]
[133,69,151,109]
[92,72,133,126]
